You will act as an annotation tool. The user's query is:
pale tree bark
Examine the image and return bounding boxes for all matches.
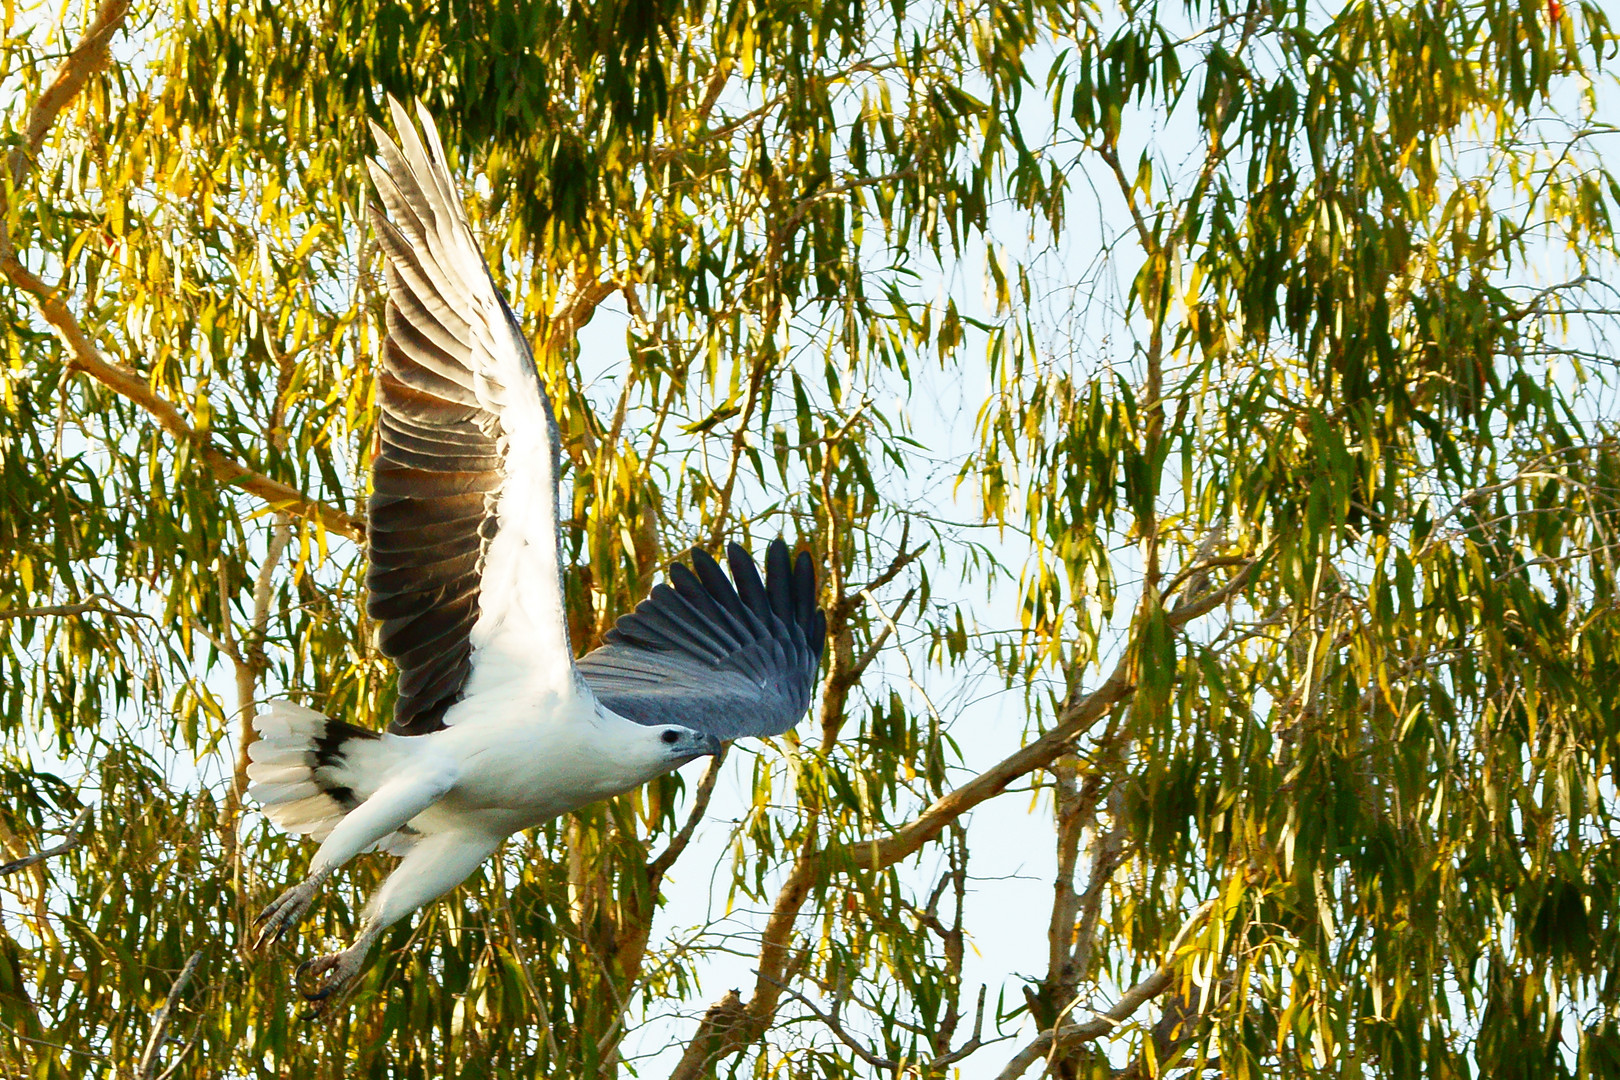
[218,513,295,864]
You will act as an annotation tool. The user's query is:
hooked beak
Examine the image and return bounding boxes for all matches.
[670,729,723,762]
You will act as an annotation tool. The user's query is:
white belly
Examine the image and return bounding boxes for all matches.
[399,689,659,837]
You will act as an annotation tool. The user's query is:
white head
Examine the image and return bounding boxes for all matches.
[610,720,723,786]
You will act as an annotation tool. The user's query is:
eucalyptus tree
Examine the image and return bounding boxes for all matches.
[1,0,1617,1076]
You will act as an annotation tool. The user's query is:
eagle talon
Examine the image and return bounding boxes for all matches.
[253,876,323,950]
[295,944,368,1010]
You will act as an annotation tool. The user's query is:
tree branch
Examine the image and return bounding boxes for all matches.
[543,272,617,357]
[992,900,1217,1080]
[1067,788,1126,986]
[648,746,728,884]
[667,849,819,1080]
[668,541,1253,1074]
[1043,754,1085,997]
[0,596,156,623]
[222,513,296,863]
[755,971,992,1074]
[8,277,365,539]
[6,0,131,191]
[135,951,202,1080]
[829,657,1135,873]
[0,0,364,542]
[754,971,900,1071]
[0,805,92,877]
[704,353,772,550]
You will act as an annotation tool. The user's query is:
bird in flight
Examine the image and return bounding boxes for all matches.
[247,99,826,1009]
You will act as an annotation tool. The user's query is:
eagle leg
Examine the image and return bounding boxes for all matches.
[292,829,501,1015]
[252,867,333,950]
[258,763,457,956]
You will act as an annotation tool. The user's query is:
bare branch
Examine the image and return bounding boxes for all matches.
[667,849,819,1080]
[830,657,1135,872]
[7,0,131,190]
[151,1023,202,1080]
[933,985,992,1068]
[755,972,994,1074]
[1168,540,1271,622]
[993,900,1217,1080]
[0,596,155,623]
[1068,788,1127,983]
[670,538,1259,1074]
[754,971,900,1071]
[0,805,92,877]
[0,0,363,542]
[222,513,296,861]
[1043,754,1085,995]
[671,655,1135,1076]
[648,746,728,882]
[2,260,364,542]
[0,1015,109,1060]
[830,519,921,621]
[705,354,774,549]
[1094,137,1153,256]
[136,952,202,1080]
[776,169,916,238]
[695,57,737,127]
[1119,971,1235,1080]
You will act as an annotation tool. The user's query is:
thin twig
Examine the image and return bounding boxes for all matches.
[151,1022,202,1080]
[648,746,728,882]
[0,1015,109,1060]
[753,971,898,1070]
[0,805,92,877]
[932,985,992,1068]
[756,971,994,1073]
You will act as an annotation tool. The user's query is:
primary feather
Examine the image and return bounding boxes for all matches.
[579,541,827,741]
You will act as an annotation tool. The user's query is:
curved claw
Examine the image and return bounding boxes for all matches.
[252,879,320,951]
[293,938,373,1016]
[295,954,342,999]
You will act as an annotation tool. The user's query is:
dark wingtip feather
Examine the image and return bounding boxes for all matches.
[577,537,830,740]
[668,560,706,601]
[728,542,770,615]
[765,538,793,621]
[690,547,723,579]
[792,550,815,627]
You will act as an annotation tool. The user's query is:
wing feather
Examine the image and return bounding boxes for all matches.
[379,592,481,654]
[577,539,826,741]
[667,562,747,651]
[364,99,576,736]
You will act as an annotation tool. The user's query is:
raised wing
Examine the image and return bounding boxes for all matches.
[366,99,575,736]
[577,539,827,741]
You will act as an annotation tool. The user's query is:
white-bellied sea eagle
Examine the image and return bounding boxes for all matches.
[246,99,826,1008]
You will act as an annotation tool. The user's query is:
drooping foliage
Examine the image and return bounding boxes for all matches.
[2,0,1617,1076]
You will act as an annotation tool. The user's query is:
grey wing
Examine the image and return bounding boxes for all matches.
[577,539,827,741]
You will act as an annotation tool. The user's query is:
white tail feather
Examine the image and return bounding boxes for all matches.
[247,700,417,854]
